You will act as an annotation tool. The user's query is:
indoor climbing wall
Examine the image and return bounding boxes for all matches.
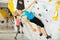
[13,0,60,40]
[23,0,60,40]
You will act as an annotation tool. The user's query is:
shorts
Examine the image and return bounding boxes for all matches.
[17,0,25,10]
[30,17,44,27]
[17,5,25,10]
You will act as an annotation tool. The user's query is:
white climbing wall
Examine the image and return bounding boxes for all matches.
[24,0,60,40]
[13,0,60,40]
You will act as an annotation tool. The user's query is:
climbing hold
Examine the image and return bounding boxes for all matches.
[56,1,60,7]
[37,7,39,10]
[48,0,52,2]
[46,19,48,22]
[35,1,38,4]
[46,9,48,11]
[27,1,29,2]
[8,0,15,16]
[52,1,60,21]
[1,21,4,23]
[52,16,58,21]
[38,14,42,17]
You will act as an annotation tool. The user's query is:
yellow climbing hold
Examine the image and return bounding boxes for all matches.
[0,9,8,19]
[55,6,58,15]
[56,1,60,7]
[52,7,58,21]
[48,0,52,2]
[8,0,15,16]
[52,16,58,21]
[52,1,60,21]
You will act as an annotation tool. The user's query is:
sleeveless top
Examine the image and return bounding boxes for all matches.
[21,10,35,20]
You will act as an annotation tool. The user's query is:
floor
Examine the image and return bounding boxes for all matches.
[0,33,30,40]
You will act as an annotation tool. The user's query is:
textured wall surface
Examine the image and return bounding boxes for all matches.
[22,0,60,40]
[0,0,60,40]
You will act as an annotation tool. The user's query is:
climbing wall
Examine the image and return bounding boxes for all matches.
[23,0,60,40]
[13,0,60,40]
